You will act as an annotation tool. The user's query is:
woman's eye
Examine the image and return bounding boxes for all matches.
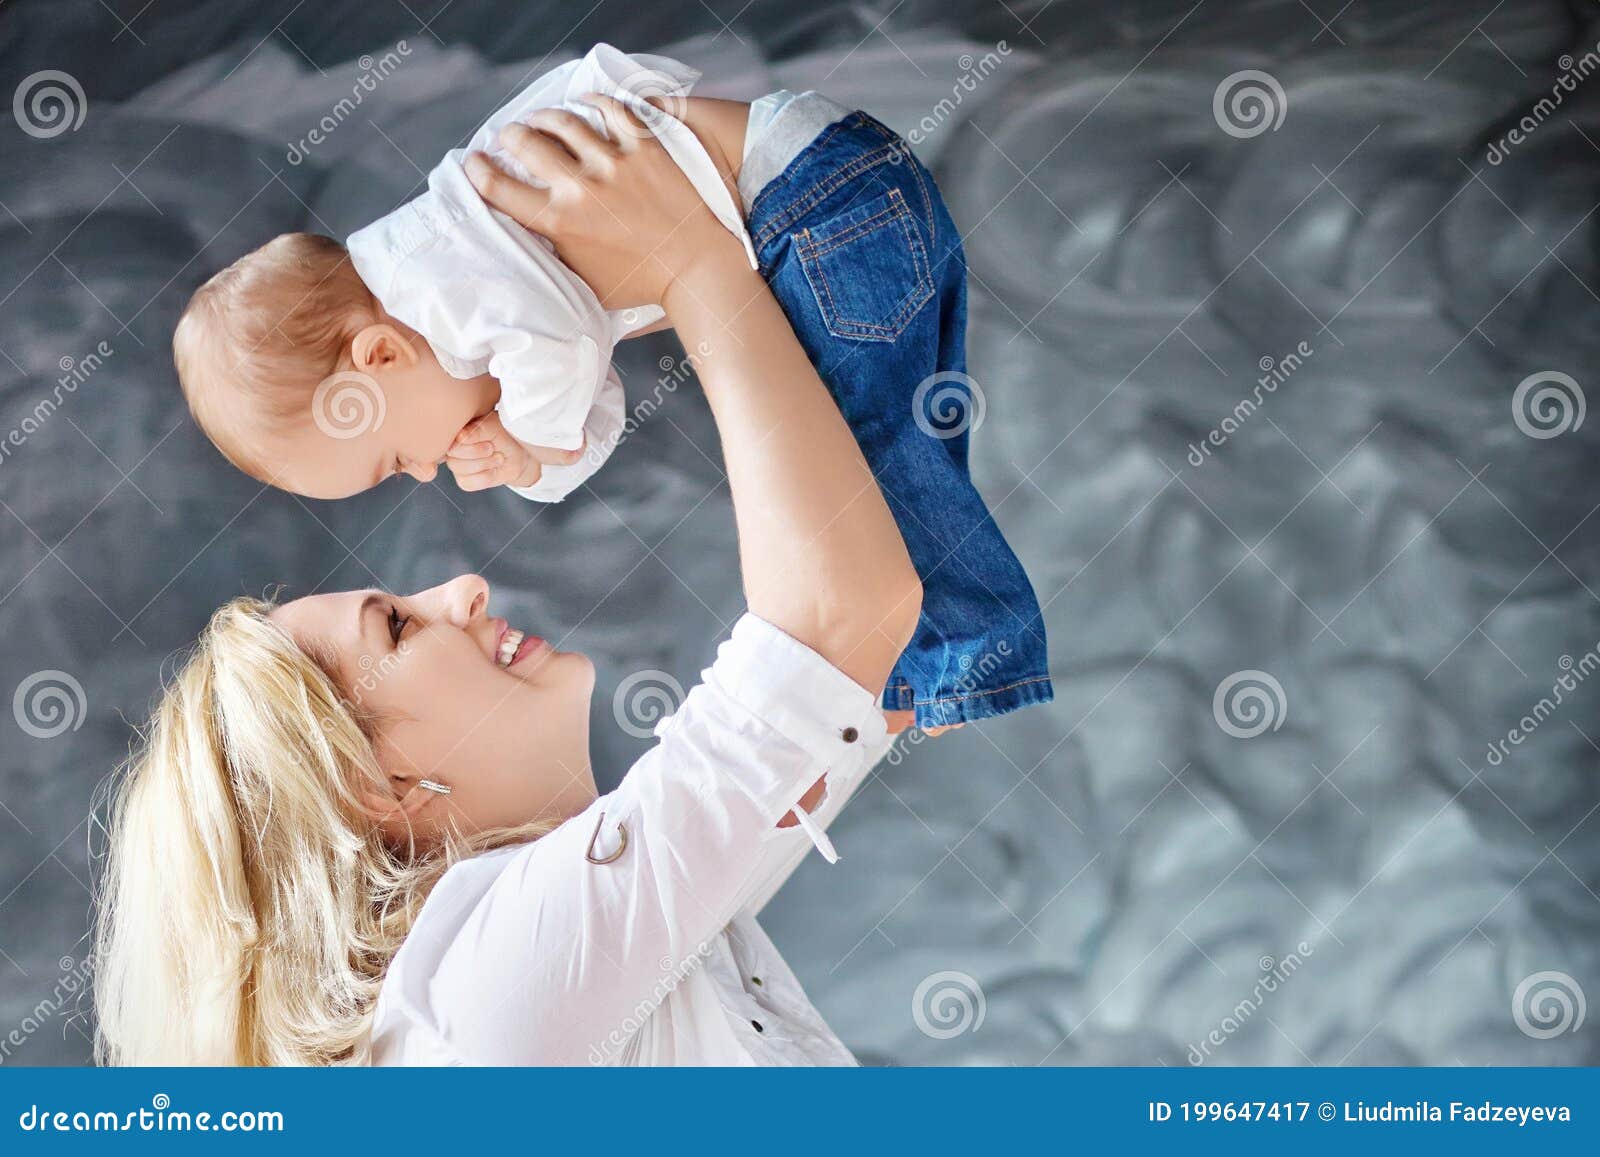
[388,607,411,644]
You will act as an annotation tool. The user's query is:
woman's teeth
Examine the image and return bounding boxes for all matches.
[496,629,525,668]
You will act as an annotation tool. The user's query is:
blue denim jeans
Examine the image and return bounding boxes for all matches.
[745,111,1054,728]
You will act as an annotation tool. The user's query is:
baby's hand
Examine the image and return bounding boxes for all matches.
[446,411,584,492]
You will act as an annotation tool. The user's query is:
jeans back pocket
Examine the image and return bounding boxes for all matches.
[795,186,935,343]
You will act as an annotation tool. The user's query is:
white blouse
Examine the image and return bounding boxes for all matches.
[367,614,894,1065]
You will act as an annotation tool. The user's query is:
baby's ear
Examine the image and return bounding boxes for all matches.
[349,323,414,373]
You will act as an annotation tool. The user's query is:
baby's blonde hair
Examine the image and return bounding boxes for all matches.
[173,233,374,479]
[93,595,554,1065]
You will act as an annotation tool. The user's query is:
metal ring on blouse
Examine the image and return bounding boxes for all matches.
[584,810,628,865]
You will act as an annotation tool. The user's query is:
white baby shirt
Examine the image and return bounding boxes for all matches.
[346,43,757,503]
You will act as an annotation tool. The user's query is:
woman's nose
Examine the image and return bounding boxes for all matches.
[414,574,489,629]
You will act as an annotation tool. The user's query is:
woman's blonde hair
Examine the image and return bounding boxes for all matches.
[93,595,553,1065]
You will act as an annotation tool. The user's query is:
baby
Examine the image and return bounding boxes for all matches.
[175,44,1054,731]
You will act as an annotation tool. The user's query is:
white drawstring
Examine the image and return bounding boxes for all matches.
[787,797,839,864]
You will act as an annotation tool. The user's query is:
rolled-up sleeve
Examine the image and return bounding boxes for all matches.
[420,614,889,1064]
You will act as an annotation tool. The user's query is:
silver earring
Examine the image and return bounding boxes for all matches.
[417,779,452,796]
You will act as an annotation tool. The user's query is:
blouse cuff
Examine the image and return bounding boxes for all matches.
[707,612,890,776]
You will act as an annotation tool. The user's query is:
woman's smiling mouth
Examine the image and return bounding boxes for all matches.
[495,624,549,668]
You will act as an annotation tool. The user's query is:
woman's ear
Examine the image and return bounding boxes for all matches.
[357,772,439,823]
[357,774,405,823]
[349,323,418,375]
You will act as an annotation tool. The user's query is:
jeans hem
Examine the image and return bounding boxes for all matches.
[883,673,1055,729]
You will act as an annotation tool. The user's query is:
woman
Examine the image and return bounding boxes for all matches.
[93,96,923,1065]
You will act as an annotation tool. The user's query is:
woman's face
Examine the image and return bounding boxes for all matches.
[272,574,597,840]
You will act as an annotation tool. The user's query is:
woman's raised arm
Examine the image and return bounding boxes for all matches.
[469,97,921,694]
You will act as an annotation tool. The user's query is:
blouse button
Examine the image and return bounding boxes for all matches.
[751,976,763,986]
[751,1019,764,1033]
[841,726,859,743]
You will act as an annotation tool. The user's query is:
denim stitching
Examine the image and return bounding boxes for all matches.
[752,118,909,251]
[749,114,867,247]
[797,194,904,259]
[746,113,862,230]
[912,674,1056,706]
[753,141,903,252]
[798,189,934,341]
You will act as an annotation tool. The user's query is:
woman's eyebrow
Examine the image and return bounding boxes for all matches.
[357,593,384,643]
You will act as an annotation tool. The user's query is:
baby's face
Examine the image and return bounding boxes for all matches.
[272,332,501,500]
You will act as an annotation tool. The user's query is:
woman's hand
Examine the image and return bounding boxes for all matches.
[466,96,739,309]
[475,92,921,699]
